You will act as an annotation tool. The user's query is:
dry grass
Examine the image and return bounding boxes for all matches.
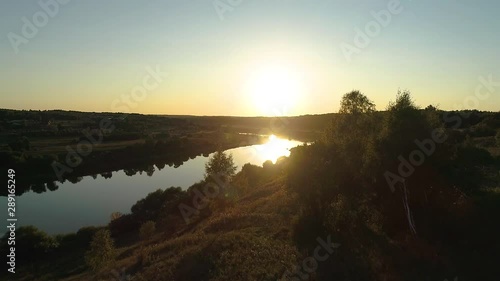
[59,177,301,281]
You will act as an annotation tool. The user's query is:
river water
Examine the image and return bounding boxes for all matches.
[2,135,302,234]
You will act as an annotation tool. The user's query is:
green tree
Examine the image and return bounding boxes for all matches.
[204,150,237,181]
[1,226,58,262]
[379,90,439,166]
[286,143,336,218]
[324,90,378,179]
[338,90,375,115]
[325,90,376,143]
[131,187,186,222]
[85,229,115,271]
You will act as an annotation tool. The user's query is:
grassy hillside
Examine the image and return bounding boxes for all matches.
[7,154,499,281]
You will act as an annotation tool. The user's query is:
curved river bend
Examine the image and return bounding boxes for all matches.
[2,136,302,234]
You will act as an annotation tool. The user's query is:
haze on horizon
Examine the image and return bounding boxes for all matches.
[0,0,499,116]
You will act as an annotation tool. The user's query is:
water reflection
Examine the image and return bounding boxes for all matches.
[257,135,294,163]
[237,134,300,165]
[1,136,302,234]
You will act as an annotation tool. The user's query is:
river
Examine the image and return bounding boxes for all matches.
[1,135,302,234]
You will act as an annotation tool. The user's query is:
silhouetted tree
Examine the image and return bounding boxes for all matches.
[324,90,378,181]
[204,150,237,181]
[101,172,113,179]
[67,176,83,184]
[379,91,432,164]
[131,187,186,223]
[31,183,47,193]
[46,181,59,191]
[338,90,375,115]
[1,226,58,262]
[286,143,335,218]
[145,165,155,177]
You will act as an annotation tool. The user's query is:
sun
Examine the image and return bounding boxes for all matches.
[245,64,304,116]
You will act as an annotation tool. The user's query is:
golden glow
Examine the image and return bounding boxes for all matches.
[244,63,304,116]
[255,134,293,163]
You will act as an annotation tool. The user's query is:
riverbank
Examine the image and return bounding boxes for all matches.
[0,109,325,196]
[0,132,271,196]
[0,137,303,235]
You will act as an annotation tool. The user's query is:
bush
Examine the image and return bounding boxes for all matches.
[139,221,156,240]
[131,187,186,222]
[85,229,115,271]
[76,226,100,243]
[204,150,237,181]
[109,213,139,237]
[137,244,159,267]
[471,123,496,137]
[1,226,58,261]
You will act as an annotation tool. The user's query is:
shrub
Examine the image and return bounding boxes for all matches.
[137,244,159,267]
[85,229,115,271]
[131,187,186,222]
[204,150,237,181]
[471,123,496,137]
[1,226,58,261]
[139,221,156,240]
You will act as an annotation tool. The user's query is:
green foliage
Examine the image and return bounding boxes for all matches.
[382,90,425,143]
[286,143,336,217]
[131,187,186,222]
[388,90,415,111]
[338,90,375,114]
[8,136,30,151]
[287,90,498,279]
[139,221,156,240]
[324,91,378,179]
[85,229,115,271]
[449,142,495,191]
[471,123,496,137]
[204,150,237,180]
[378,90,441,170]
[3,107,500,280]
[1,225,58,261]
[76,226,100,243]
[231,162,285,197]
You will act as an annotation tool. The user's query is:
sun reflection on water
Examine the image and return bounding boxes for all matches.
[255,134,295,164]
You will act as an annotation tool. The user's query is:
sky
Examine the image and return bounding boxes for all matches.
[0,0,499,116]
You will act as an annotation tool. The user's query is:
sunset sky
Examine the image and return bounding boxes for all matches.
[1,0,499,116]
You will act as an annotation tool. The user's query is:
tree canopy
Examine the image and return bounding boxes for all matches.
[338,90,376,114]
[204,150,237,180]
